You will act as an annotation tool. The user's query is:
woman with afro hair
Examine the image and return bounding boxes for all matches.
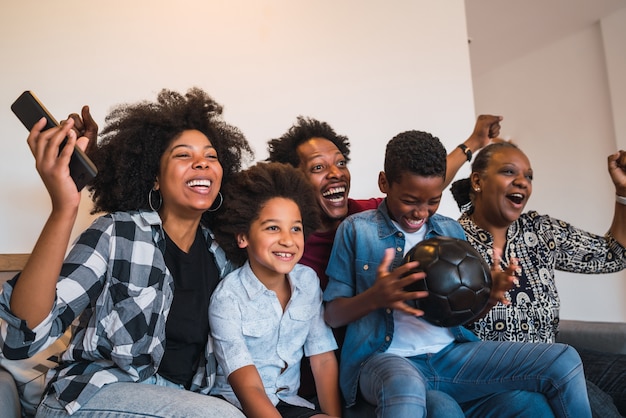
[0,88,253,417]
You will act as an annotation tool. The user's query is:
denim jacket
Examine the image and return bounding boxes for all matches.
[323,202,479,406]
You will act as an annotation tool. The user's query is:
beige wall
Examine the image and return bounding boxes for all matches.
[472,9,626,322]
[0,1,475,248]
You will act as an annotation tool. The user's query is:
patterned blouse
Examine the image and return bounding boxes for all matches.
[459,211,626,343]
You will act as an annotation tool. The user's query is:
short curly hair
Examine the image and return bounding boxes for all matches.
[384,130,447,185]
[266,116,351,167]
[88,87,253,215]
[213,162,321,267]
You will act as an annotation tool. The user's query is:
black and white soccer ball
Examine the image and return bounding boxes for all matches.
[402,236,492,327]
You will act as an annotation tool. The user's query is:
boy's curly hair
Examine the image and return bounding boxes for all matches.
[384,130,447,184]
[88,87,253,215]
[213,162,321,267]
[266,116,350,167]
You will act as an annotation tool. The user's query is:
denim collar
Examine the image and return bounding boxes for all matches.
[375,199,450,240]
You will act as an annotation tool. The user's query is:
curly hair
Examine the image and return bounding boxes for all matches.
[266,116,351,167]
[384,130,447,185]
[450,141,520,212]
[88,87,253,215]
[213,162,321,267]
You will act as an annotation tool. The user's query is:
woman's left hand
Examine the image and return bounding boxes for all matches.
[488,249,519,305]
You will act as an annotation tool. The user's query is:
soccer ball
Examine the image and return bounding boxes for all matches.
[402,236,492,327]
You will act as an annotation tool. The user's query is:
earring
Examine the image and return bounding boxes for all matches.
[148,188,162,211]
[474,187,481,192]
[207,192,223,212]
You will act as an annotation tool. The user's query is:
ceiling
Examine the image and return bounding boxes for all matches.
[465,0,626,77]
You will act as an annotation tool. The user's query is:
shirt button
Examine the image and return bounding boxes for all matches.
[385,336,391,342]
[363,264,369,271]
[396,247,402,253]
[386,309,391,314]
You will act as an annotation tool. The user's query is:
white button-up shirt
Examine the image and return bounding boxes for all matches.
[209,262,337,409]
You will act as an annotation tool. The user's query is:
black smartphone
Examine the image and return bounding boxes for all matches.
[11,91,98,191]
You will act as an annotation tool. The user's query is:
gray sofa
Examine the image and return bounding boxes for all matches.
[557,319,626,355]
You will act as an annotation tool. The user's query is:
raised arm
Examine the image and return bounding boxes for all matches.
[9,118,87,328]
[608,150,626,246]
[445,114,502,189]
[324,248,428,328]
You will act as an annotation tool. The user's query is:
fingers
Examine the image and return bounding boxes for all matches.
[471,115,503,149]
[488,118,501,139]
[607,151,626,165]
[607,151,626,195]
[489,250,521,305]
[63,105,98,157]
[374,248,429,310]
[476,114,503,129]
[376,248,396,277]
[392,301,425,317]
[80,105,99,142]
[31,118,75,164]
[26,117,49,149]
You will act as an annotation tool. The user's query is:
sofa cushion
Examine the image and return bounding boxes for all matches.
[557,319,626,355]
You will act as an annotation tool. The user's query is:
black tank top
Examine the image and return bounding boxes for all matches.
[158,228,219,388]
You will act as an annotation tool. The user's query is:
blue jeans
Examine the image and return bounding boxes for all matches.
[35,377,245,417]
[358,341,590,418]
[0,367,20,418]
[345,389,554,418]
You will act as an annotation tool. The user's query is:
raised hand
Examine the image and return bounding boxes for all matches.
[369,248,428,316]
[27,118,86,211]
[488,248,518,305]
[608,150,626,196]
[66,105,98,157]
[468,114,503,151]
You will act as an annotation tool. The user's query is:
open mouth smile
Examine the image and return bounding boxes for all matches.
[506,192,525,205]
[322,186,347,203]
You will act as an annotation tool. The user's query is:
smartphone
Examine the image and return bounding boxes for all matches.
[11,91,98,191]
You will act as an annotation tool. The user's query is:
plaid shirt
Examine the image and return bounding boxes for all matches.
[0,210,233,414]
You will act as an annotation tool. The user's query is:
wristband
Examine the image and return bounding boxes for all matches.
[457,144,472,162]
[616,195,626,205]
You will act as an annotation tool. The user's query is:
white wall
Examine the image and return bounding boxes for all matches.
[472,10,626,322]
[601,7,626,148]
[0,1,475,251]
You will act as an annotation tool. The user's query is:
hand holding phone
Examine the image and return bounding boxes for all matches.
[11,91,98,191]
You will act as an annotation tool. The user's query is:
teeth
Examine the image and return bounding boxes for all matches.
[322,186,346,197]
[275,252,293,258]
[187,179,211,187]
[507,193,524,204]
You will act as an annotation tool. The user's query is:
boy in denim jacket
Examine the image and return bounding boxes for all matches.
[323,130,591,418]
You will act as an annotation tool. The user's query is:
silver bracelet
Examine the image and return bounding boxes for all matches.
[616,195,626,205]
